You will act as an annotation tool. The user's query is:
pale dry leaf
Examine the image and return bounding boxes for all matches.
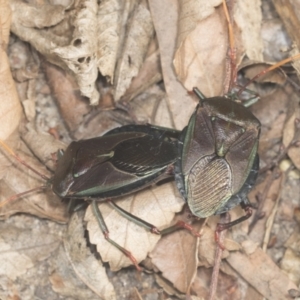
[0,224,60,280]
[0,0,11,44]
[22,125,67,171]
[64,212,116,300]
[248,172,282,244]
[130,85,172,127]
[0,135,68,222]
[281,248,300,285]
[234,0,263,61]
[284,227,300,253]
[226,239,298,300]
[43,61,92,134]
[10,0,101,105]
[97,0,124,83]
[291,47,300,77]
[14,2,67,29]
[173,3,228,97]
[150,223,201,294]
[0,0,22,140]
[49,244,102,300]
[282,228,300,284]
[122,50,162,103]
[54,0,99,105]
[10,0,71,58]
[154,274,185,298]
[85,182,184,271]
[252,87,290,158]
[283,95,300,170]
[114,3,154,101]
[149,0,195,130]
[191,266,244,300]
[280,159,300,179]
[175,0,222,47]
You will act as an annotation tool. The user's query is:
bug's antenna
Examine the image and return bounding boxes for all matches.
[0,186,47,208]
[0,139,50,181]
[237,53,300,97]
[0,139,50,208]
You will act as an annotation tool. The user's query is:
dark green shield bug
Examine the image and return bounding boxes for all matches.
[52,124,180,200]
[175,89,261,227]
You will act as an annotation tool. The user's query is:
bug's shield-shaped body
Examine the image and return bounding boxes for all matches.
[52,126,178,199]
[177,97,261,218]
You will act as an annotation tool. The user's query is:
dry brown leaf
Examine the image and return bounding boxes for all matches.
[282,226,300,285]
[251,86,291,160]
[149,0,196,130]
[175,0,222,47]
[22,125,67,170]
[10,0,100,105]
[122,50,162,103]
[11,1,67,29]
[49,244,103,300]
[173,1,228,96]
[0,223,60,280]
[97,0,124,83]
[281,248,300,285]
[85,183,184,271]
[54,0,99,105]
[114,3,154,101]
[226,239,298,300]
[234,0,263,61]
[247,172,282,244]
[64,211,116,300]
[43,61,91,134]
[0,133,68,222]
[10,0,71,63]
[129,85,173,127]
[150,222,201,294]
[191,267,243,300]
[0,0,22,140]
[283,94,300,170]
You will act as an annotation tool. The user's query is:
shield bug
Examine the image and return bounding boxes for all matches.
[0,124,197,270]
[175,89,261,232]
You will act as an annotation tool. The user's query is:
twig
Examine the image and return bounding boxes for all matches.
[208,213,230,300]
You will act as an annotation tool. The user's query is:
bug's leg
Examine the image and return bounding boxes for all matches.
[91,200,142,271]
[109,200,201,237]
[160,220,201,238]
[108,200,160,234]
[193,87,206,100]
[215,203,253,250]
[67,199,88,214]
[216,204,252,232]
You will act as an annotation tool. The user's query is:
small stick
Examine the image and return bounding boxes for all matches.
[208,213,230,300]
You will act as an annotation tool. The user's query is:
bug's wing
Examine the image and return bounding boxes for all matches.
[53,132,177,198]
[186,155,232,218]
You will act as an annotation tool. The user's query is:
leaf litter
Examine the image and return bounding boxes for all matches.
[0,0,300,299]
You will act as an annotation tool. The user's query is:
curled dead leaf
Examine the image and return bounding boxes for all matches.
[150,222,201,294]
[114,3,154,101]
[173,3,228,96]
[64,211,116,299]
[0,133,68,222]
[0,1,22,140]
[226,239,298,300]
